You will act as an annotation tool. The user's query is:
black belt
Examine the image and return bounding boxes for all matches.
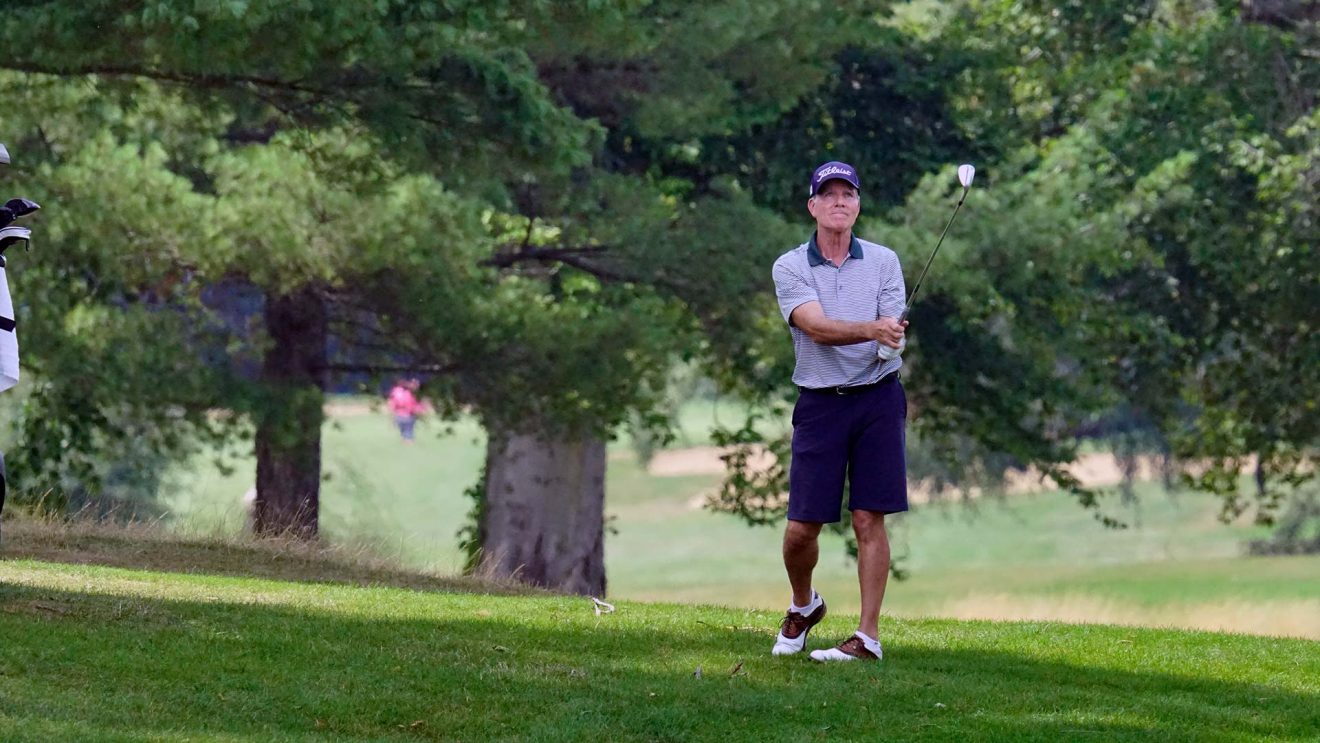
[800,371,899,396]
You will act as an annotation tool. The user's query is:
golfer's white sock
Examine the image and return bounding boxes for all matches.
[854,630,883,656]
[789,590,821,616]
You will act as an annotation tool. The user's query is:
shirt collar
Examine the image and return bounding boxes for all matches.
[807,232,864,267]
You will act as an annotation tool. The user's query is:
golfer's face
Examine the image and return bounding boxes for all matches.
[809,180,860,232]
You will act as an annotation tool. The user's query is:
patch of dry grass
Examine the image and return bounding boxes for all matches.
[923,593,1320,641]
[0,509,539,597]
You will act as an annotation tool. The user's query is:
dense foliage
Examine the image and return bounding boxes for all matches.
[711,0,1317,537]
[0,1,1314,556]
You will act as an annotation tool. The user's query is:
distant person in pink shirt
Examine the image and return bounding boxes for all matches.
[386,378,426,443]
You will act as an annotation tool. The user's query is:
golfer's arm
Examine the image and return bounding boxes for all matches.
[790,302,876,346]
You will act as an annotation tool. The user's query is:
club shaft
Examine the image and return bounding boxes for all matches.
[899,188,968,322]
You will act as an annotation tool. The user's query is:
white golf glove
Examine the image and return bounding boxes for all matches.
[876,336,905,361]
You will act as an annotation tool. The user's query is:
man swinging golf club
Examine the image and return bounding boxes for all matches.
[770,160,973,661]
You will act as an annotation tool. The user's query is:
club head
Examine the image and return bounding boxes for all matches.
[958,163,975,189]
[0,143,9,166]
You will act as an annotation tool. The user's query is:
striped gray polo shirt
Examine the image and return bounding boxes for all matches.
[772,232,906,388]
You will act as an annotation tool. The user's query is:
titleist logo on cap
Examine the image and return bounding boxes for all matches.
[810,161,861,195]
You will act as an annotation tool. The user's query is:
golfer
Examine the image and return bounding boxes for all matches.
[769,161,908,662]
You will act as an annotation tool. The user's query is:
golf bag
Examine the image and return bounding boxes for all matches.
[0,248,16,543]
[0,141,40,543]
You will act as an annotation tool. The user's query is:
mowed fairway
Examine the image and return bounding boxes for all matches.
[1,559,1317,742]
[164,400,1320,639]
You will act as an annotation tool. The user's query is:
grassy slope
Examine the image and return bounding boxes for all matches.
[1,556,1317,743]
[159,404,1320,638]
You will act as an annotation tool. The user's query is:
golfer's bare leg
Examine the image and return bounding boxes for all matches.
[783,519,823,606]
[852,510,890,638]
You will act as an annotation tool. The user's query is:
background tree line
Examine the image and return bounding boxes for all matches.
[0,0,1314,593]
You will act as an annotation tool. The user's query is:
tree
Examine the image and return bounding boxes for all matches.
[445,0,900,593]
[1,2,896,593]
[0,78,243,517]
[0,1,598,535]
[709,0,1317,540]
[0,81,496,536]
[938,0,1319,522]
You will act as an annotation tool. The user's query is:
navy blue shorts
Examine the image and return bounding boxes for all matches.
[788,376,908,522]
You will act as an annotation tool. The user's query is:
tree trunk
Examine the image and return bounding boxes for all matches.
[479,425,606,595]
[253,285,326,539]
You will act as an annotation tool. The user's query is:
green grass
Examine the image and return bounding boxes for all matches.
[2,557,1317,742]
[159,402,1320,638]
[164,400,764,571]
[167,413,488,572]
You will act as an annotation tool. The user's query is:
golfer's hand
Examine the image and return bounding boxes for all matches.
[874,317,908,349]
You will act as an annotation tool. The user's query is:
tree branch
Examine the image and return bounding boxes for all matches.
[320,362,462,375]
[483,244,611,268]
[1,62,330,95]
[1240,0,1320,28]
[482,243,644,284]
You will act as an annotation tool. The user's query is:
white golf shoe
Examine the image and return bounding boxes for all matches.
[771,594,827,656]
[809,631,882,662]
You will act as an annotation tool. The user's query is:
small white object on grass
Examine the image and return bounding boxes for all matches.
[591,597,615,615]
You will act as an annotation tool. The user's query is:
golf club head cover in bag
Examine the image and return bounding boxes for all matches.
[0,197,40,254]
[0,198,39,229]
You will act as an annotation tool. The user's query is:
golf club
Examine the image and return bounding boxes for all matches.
[878,163,975,361]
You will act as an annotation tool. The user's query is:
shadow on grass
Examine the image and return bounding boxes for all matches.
[1,582,1316,742]
[0,518,539,598]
